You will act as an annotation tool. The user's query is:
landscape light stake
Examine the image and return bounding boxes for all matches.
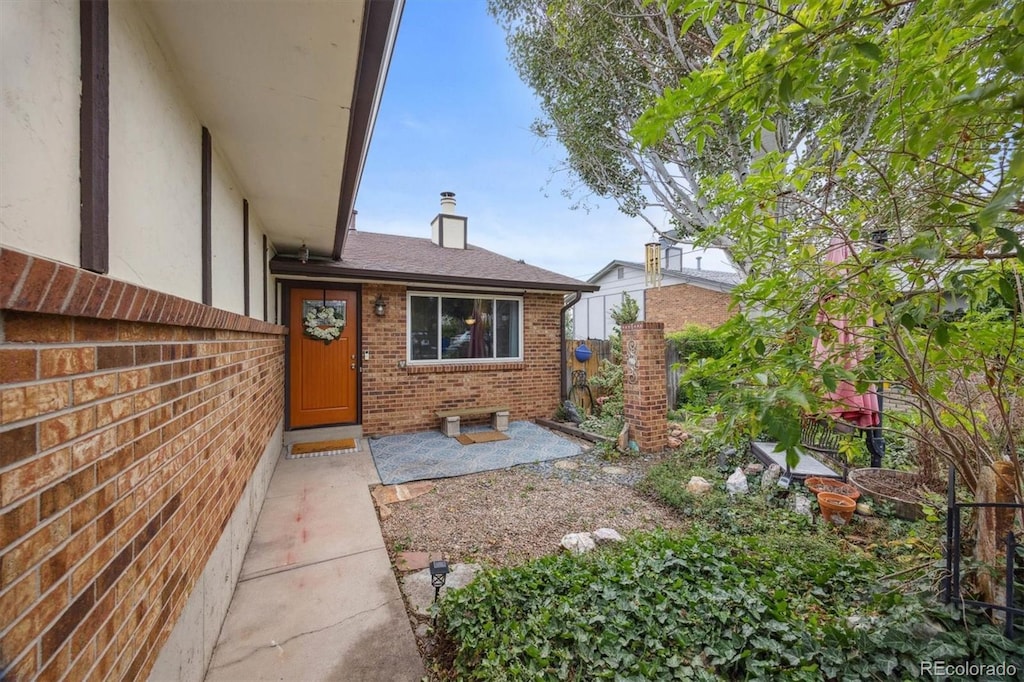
[430,560,450,626]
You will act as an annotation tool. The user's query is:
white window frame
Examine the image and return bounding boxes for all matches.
[406,291,525,364]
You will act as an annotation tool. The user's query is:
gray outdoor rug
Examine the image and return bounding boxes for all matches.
[369,420,582,485]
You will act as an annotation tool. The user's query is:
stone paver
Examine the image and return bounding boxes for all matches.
[401,563,481,617]
[372,481,436,506]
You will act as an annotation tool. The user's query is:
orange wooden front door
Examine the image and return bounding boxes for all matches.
[288,287,358,428]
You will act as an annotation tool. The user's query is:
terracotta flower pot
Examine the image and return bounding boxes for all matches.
[804,476,860,501]
[817,492,857,526]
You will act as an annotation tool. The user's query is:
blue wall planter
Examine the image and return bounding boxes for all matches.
[574,343,592,362]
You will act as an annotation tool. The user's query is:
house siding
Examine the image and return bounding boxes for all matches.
[644,282,734,330]
[0,250,286,681]
[572,269,647,341]
[0,0,82,268]
[360,285,563,435]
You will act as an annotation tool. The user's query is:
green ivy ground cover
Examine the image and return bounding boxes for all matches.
[436,530,1024,680]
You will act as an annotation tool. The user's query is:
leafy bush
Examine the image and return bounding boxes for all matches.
[666,325,727,361]
[436,531,1024,680]
[668,326,733,411]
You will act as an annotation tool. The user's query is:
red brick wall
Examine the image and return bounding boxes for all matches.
[622,322,668,453]
[359,286,563,435]
[644,283,733,330]
[0,249,285,681]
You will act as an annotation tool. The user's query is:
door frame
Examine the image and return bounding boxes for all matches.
[281,279,362,431]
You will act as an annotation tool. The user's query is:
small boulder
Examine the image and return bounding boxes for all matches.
[593,528,625,544]
[761,464,782,488]
[560,532,596,554]
[563,400,584,424]
[378,504,392,521]
[743,463,764,475]
[667,436,682,449]
[686,476,712,495]
[726,467,749,496]
[856,502,874,516]
[793,494,813,520]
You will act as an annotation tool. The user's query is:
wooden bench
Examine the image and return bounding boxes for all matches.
[436,406,510,437]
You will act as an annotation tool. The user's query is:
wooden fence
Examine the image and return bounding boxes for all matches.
[564,338,685,411]
[563,340,612,412]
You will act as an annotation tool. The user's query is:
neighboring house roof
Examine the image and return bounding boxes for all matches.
[588,260,742,293]
[270,230,599,293]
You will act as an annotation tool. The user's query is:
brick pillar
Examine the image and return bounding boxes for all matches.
[622,322,667,452]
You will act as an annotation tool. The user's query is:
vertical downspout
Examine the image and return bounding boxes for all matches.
[560,291,583,402]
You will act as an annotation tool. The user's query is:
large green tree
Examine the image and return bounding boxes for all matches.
[490,0,863,272]
[631,0,1023,604]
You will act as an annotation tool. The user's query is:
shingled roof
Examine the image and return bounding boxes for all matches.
[589,259,742,292]
[270,230,598,293]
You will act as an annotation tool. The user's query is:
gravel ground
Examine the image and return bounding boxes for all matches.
[378,442,683,569]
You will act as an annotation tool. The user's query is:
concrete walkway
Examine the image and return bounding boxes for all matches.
[204,442,425,681]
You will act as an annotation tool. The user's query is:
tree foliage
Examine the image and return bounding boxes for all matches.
[631,0,1023,509]
[490,0,832,272]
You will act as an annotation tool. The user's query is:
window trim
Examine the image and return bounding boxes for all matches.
[406,291,524,364]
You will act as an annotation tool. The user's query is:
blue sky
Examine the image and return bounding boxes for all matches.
[355,0,671,281]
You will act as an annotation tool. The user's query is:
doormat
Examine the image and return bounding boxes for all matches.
[455,430,510,445]
[286,438,359,460]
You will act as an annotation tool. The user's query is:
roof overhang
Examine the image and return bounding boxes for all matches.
[144,0,403,261]
[269,258,600,293]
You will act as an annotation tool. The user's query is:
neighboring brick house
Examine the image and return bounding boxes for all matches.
[571,257,741,339]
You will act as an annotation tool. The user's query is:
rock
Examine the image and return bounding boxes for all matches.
[401,563,482,617]
[554,459,580,470]
[744,463,764,475]
[601,466,628,476]
[593,528,624,544]
[415,623,431,639]
[372,481,436,506]
[560,532,596,554]
[686,476,712,495]
[667,436,682,449]
[793,494,813,520]
[726,467,748,496]
[563,400,584,424]
[378,504,392,521]
[856,502,874,516]
[761,464,782,488]
[616,423,629,451]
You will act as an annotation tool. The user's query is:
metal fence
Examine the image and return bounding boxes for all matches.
[943,466,1024,639]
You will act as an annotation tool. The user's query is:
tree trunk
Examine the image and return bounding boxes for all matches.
[975,461,1016,622]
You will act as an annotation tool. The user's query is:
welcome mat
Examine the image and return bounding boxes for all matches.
[286,438,359,460]
[369,421,582,485]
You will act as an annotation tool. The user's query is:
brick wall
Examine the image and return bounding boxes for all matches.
[644,283,733,330]
[0,248,285,681]
[359,286,563,435]
[621,322,668,453]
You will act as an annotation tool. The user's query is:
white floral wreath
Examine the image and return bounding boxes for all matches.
[304,305,346,342]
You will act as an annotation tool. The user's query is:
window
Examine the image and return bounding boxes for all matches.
[616,266,624,279]
[408,293,522,362]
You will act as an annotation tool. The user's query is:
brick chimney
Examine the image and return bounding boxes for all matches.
[430,191,467,249]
